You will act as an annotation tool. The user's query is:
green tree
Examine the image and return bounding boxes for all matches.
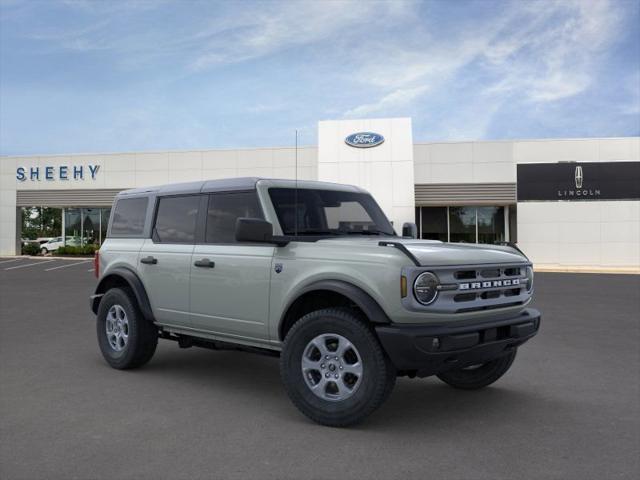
[21,207,62,239]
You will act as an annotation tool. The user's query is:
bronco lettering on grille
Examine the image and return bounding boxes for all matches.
[459,279,520,290]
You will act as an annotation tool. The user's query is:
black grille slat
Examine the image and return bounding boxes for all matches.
[480,269,500,278]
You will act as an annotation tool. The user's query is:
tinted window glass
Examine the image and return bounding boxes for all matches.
[477,206,505,244]
[154,195,200,243]
[420,207,448,241]
[206,192,263,243]
[449,206,476,243]
[268,188,394,236]
[110,197,148,236]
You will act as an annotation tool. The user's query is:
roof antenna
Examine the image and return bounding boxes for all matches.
[294,129,299,238]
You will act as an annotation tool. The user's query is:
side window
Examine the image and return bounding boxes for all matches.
[110,197,148,236]
[153,195,200,244]
[206,192,263,244]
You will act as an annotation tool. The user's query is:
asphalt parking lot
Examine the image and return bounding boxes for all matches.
[0,258,638,480]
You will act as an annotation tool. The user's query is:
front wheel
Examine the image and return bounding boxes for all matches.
[96,287,158,370]
[436,349,517,390]
[280,308,396,427]
[40,248,48,255]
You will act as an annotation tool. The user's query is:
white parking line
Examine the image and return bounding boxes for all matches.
[87,268,95,272]
[0,258,23,265]
[5,260,56,270]
[45,260,92,271]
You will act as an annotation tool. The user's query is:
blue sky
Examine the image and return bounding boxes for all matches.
[1,0,639,155]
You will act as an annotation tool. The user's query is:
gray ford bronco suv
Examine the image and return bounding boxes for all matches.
[91,178,540,426]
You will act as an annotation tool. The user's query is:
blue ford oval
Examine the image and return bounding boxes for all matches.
[345,132,385,148]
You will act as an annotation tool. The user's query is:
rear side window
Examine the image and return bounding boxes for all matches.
[110,197,148,236]
[154,195,200,244]
[206,192,263,243]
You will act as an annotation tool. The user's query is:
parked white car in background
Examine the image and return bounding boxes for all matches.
[40,237,64,254]
[40,236,80,254]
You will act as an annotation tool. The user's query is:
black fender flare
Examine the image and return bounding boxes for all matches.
[91,267,155,323]
[280,279,391,338]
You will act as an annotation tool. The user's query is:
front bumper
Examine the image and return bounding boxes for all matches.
[375,308,541,377]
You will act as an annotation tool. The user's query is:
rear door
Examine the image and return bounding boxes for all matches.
[190,191,274,342]
[138,194,202,327]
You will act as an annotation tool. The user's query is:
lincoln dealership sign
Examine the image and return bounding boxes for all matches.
[16,164,100,181]
[345,132,385,148]
[517,162,640,201]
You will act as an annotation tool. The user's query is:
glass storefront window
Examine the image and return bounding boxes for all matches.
[82,208,101,246]
[420,207,448,241]
[477,207,505,244]
[64,208,82,246]
[64,207,112,246]
[416,206,510,244]
[449,207,476,243]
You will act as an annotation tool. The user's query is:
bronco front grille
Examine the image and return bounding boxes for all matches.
[402,262,532,314]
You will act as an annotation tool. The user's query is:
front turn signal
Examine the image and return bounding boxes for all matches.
[400,275,407,298]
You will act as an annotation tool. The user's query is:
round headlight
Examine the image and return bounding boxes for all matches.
[414,272,439,305]
[525,266,534,293]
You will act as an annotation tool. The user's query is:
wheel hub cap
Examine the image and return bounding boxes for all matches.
[301,333,363,402]
[105,304,129,352]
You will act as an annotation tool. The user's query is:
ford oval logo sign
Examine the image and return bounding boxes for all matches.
[345,132,385,148]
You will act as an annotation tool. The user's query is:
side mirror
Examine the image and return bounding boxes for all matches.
[402,222,418,239]
[235,218,275,243]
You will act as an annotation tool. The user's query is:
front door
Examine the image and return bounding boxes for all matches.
[189,191,274,342]
[138,194,201,327]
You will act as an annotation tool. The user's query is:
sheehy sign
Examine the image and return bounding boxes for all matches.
[16,164,101,182]
[517,162,640,201]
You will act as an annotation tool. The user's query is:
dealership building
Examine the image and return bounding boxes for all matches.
[1,118,638,271]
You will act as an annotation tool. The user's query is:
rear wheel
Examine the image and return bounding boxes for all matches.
[280,308,396,427]
[96,287,158,369]
[436,349,517,390]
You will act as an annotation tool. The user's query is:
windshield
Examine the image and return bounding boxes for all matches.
[268,188,395,237]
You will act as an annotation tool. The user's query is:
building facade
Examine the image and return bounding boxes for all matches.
[1,118,639,271]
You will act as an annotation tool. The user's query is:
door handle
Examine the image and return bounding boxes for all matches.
[140,256,158,265]
[194,258,215,268]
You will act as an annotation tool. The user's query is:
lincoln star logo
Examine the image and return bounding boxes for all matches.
[345,132,384,148]
[459,279,520,290]
[575,166,583,189]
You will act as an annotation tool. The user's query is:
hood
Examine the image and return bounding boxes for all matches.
[315,237,528,266]
[399,239,527,266]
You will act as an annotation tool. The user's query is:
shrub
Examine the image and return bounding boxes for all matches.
[56,244,98,256]
[22,243,41,256]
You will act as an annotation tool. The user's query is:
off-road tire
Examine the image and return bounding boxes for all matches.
[96,287,158,369]
[280,307,396,427]
[436,348,517,390]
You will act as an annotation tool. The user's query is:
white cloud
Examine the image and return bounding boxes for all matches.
[344,85,429,118]
[342,0,625,130]
[189,1,413,71]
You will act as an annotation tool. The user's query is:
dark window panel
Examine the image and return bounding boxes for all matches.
[449,206,476,243]
[206,192,263,244]
[154,196,200,244]
[477,207,505,244]
[110,198,148,236]
[420,207,447,241]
